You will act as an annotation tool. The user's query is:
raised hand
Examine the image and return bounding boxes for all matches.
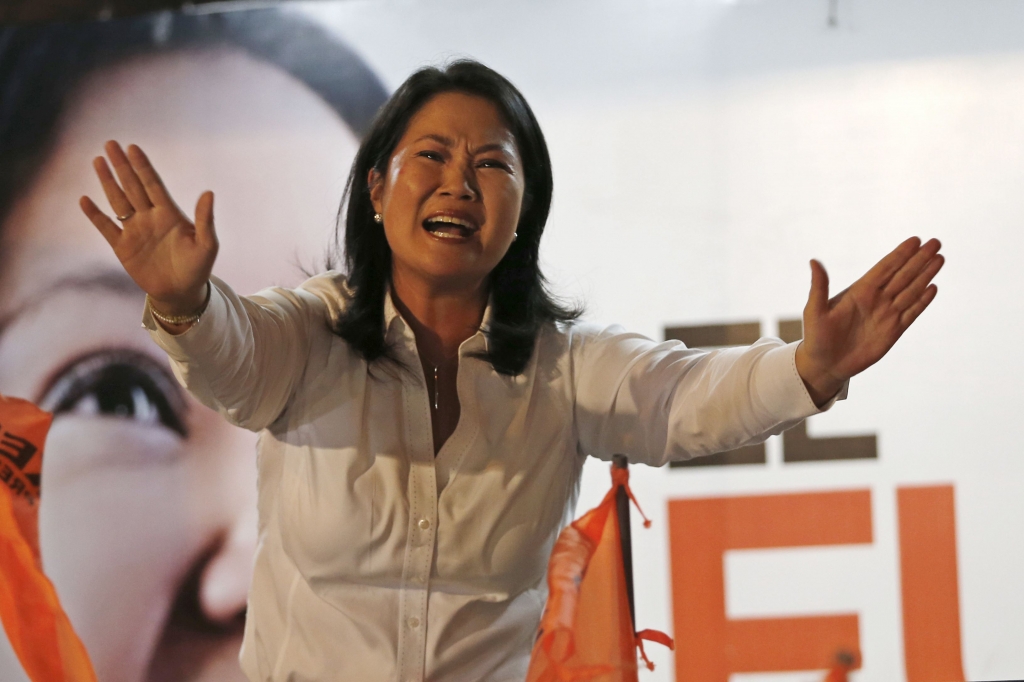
[79,141,218,316]
[795,237,944,406]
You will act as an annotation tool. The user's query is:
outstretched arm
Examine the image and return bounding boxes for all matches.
[796,237,944,406]
[80,141,326,431]
[576,237,944,466]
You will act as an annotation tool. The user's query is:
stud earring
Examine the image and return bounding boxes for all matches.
[513,232,518,241]
[373,213,383,224]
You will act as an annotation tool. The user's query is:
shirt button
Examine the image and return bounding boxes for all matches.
[417,518,431,530]
[407,616,420,629]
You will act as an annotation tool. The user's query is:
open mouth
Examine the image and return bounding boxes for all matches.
[422,215,479,241]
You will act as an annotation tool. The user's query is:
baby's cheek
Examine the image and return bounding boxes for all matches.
[39,417,196,682]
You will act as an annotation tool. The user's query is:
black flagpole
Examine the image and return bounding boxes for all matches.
[612,454,636,632]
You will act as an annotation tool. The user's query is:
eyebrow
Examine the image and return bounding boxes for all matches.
[0,269,143,338]
[414,134,518,157]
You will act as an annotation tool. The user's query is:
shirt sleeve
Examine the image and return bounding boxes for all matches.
[142,273,343,432]
[571,323,846,467]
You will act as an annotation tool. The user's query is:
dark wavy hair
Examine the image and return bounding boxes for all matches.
[333,60,582,376]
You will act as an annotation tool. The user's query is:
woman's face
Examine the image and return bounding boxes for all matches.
[0,48,358,682]
[370,91,525,294]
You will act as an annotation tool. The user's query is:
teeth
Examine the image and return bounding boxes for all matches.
[425,215,475,229]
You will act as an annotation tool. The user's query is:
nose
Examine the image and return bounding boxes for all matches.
[198,503,257,624]
[439,155,479,201]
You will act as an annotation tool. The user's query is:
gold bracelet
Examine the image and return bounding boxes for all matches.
[147,282,211,326]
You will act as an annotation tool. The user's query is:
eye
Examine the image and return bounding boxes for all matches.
[39,350,188,437]
[478,158,513,173]
[416,150,444,162]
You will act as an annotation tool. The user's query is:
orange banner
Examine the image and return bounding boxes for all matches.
[526,464,673,682]
[0,394,97,682]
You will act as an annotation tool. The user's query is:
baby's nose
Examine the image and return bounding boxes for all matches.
[199,509,256,624]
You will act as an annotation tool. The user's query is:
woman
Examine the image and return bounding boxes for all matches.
[0,9,386,681]
[81,61,943,681]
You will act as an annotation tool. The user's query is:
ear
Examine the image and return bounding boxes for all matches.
[368,168,385,215]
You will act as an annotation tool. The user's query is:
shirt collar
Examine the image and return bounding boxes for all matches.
[383,287,492,353]
[383,287,403,333]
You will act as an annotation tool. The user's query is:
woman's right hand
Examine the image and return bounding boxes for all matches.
[80,141,218,315]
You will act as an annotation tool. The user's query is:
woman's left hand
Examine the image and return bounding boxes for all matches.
[795,236,944,406]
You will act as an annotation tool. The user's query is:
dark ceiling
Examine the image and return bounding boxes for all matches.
[0,0,290,24]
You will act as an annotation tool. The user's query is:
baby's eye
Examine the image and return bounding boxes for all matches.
[40,350,188,437]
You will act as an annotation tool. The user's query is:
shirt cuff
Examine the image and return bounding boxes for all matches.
[142,277,230,364]
[753,340,848,423]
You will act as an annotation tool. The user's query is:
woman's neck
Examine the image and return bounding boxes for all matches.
[389,272,488,364]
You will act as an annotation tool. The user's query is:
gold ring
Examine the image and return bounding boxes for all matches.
[116,210,135,221]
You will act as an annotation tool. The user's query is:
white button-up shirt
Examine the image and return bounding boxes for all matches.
[145,273,833,682]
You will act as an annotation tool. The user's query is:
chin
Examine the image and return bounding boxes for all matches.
[420,253,497,283]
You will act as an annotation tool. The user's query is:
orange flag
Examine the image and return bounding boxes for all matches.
[526,460,674,682]
[0,394,97,682]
